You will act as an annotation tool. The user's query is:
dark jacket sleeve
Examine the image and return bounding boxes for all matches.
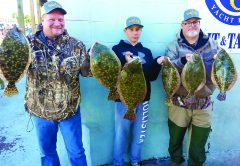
[79,42,92,77]
[142,50,162,81]
[149,56,162,81]
[180,56,187,65]
[112,45,126,67]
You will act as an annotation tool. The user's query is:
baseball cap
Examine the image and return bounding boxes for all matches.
[41,1,67,16]
[125,16,144,29]
[183,9,201,22]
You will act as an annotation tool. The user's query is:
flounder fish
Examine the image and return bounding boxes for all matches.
[117,57,146,120]
[90,42,121,100]
[181,53,206,100]
[211,49,237,100]
[0,27,31,96]
[161,57,181,103]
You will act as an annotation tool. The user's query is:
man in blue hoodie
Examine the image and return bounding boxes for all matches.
[112,16,164,166]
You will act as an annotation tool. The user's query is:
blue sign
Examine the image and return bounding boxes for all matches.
[208,32,240,49]
[205,0,240,25]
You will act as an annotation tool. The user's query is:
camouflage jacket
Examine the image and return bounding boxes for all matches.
[25,29,91,120]
[165,30,219,109]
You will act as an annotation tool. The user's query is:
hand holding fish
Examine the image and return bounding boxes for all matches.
[157,56,169,65]
[124,51,133,62]
[185,53,194,62]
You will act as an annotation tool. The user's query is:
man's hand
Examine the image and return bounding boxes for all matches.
[3,26,22,36]
[157,56,169,65]
[213,54,218,59]
[185,53,194,62]
[124,51,133,62]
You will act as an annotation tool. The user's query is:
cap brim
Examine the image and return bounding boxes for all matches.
[125,24,144,29]
[47,8,67,15]
[184,17,201,22]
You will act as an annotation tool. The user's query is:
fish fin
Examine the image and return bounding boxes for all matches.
[165,98,172,106]
[108,88,119,100]
[121,71,129,83]
[216,92,226,101]
[124,109,136,121]
[4,83,18,96]
[0,78,4,90]
[0,46,4,54]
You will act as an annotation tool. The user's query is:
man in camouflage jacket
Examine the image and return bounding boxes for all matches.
[24,1,90,166]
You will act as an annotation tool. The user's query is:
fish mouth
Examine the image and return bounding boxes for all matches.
[129,57,141,64]
[192,53,201,62]
[127,57,141,72]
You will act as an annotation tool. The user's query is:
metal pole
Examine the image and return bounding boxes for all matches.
[17,0,25,34]
[29,0,36,33]
[36,0,41,24]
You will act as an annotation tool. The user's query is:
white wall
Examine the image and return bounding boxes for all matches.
[56,0,188,165]
[56,0,240,165]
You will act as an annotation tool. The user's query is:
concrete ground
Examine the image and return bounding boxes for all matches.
[101,151,240,166]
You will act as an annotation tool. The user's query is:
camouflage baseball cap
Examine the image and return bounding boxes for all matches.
[41,1,67,16]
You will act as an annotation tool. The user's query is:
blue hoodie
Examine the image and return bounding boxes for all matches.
[112,40,161,101]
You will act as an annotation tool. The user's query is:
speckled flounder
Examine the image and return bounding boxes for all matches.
[181,53,206,98]
[0,27,31,96]
[117,57,146,120]
[90,42,121,100]
[211,49,237,100]
[161,57,181,103]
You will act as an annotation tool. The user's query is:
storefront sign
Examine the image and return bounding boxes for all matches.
[208,33,240,51]
[205,0,240,25]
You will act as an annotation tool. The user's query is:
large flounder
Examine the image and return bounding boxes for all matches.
[161,57,181,103]
[90,42,121,100]
[211,49,237,100]
[181,53,206,99]
[117,57,146,120]
[0,27,31,96]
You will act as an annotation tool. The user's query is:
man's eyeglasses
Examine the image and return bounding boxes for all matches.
[182,21,200,26]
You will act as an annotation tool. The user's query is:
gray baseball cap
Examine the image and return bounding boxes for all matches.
[125,16,144,29]
[183,9,201,21]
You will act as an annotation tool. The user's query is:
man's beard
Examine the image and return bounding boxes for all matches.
[186,30,198,38]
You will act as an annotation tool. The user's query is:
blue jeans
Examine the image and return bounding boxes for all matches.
[113,101,149,165]
[32,107,87,166]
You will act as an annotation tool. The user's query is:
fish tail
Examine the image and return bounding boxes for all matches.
[4,83,18,96]
[124,109,136,121]
[108,88,119,100]
[216,92,226,101]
